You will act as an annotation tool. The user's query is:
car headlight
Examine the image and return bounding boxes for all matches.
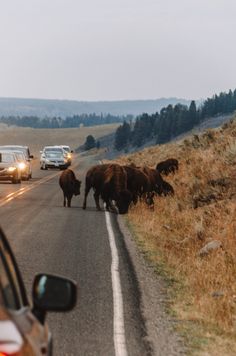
[8,166,16,172]
[67,153,72,159]
[18,162,26,170]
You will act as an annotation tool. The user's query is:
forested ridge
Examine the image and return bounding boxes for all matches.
[114,88,236,150]
[0,113,129,128]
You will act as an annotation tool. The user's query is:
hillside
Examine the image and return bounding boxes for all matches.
[0,97,191,118]
[109,117,236,355]
[0,123,119,157]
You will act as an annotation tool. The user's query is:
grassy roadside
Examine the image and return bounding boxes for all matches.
[111,118,236,355]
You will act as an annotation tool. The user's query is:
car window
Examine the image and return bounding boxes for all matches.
[0,251,18,309]
[15,153,25,161]
[0,239,25,310]
[0,153,14,163]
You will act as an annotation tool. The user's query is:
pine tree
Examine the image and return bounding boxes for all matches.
[84,135,96,150]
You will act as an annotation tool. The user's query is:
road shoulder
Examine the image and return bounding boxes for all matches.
[117,215,186,356]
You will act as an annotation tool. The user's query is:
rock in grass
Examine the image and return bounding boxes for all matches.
[198,240,222,257]
[211,291,224,298]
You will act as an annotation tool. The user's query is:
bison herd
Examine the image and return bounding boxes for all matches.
[59,158,179,214]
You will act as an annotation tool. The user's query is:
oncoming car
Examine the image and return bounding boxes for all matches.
[0,145,33,179]
[14,151,32,180]
[40,146,70,170]
[0,151,22,184]
[60,146,73,166]
[0,226,77,355]
[0,145,34,161]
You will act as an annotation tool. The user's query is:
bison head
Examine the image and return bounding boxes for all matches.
[116,190,132,214]
[74,179,81,196]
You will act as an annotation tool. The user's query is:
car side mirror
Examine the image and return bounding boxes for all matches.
[29,155,34,159]
[32,274,77,323]
[71,150,74,153]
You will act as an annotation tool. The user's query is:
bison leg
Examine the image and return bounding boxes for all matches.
[67,193,73,207]
[82,184,91,210]
[94,191,101,210]
[63,193,66,207]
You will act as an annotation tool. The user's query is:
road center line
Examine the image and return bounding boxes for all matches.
[0,171,60,207]
[0,159,81,207]
[105,210,128,356]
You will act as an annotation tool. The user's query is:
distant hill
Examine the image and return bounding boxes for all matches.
[0,97,191,118]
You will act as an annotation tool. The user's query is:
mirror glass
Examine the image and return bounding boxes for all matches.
[33,274,76,312]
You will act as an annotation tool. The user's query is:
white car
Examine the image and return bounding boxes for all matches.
[40,146,69,170]
[60,145,73,165]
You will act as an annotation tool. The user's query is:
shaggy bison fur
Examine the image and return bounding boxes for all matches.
[59,169,81,207]
[83,164,132,214]
[156,158,179,175]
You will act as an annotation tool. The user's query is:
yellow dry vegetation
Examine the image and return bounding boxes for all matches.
[0,123,119,157]
[112,118,236,355]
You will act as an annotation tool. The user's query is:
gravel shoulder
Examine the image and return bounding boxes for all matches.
[117,216,186,356]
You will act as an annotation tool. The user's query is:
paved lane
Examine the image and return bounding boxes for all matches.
[0,154,151,356]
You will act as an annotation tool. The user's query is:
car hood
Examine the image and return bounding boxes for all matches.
[0,162,16,168]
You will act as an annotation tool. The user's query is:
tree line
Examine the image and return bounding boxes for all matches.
[114,88,236,150]
[0,113,131,128]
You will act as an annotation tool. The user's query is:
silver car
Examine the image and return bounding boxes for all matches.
[40,146,69,170]
[60,145,73,165]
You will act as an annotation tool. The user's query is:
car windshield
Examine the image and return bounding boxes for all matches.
[62,147,70,152]
[45,152,63,158]
[45,148,63,153]
[15,153,25,161]
[0,153,14,163]
[0,147,27,156]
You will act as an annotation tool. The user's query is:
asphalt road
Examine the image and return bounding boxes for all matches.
[0,154,152,356]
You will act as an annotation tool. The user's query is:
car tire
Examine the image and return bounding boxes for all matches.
[41,163,47,170]
[12,175,21,184]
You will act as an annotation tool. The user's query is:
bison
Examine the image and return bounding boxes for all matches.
[141,166,174,196]
[83,163,132,214]
[156,158,179,175]
[123,165,150,204]
[59,169,81,207]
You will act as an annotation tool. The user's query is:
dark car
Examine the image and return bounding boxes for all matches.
[0,145,33,179]
[0,226,77,355]
[0,151,22,184]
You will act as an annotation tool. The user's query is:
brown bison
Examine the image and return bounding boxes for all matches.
[142,166,174,196]
[59,169,81,207]
[156,158,179,175]
[83,163,132,214]
[123,165,150,204]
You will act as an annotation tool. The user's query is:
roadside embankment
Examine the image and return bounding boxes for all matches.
[113,117,236,355]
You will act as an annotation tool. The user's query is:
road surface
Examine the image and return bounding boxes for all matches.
[0,153,153,356]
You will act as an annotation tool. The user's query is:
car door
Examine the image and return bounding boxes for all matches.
[0,229,50,355]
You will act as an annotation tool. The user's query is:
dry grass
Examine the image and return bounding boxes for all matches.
[0,123,119,157]
[111,118,236,354]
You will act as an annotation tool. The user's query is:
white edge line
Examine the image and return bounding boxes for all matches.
[105,210,128,356]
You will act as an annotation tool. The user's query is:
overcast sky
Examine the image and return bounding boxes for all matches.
[0,0,235,101]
